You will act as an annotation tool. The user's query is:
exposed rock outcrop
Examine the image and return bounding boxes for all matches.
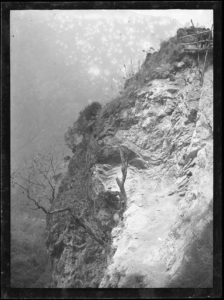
[46,27,213,288]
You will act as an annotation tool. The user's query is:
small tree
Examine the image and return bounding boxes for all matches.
[12,151,108,247]
[12,152,63,213]
[121,58,142,81]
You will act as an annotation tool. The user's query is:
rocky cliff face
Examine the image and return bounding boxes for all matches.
[46,27,213,288]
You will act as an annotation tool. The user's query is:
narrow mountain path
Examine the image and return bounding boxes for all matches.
[109,167,179,287]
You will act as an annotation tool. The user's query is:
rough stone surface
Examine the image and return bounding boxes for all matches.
[99,68,213,288]
[46,30,213,288]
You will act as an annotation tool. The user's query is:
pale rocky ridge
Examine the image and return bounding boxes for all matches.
[46,27,213,288]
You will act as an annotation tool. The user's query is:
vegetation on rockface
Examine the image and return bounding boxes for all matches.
[92,26,213,143]
[64,102,102,151]
[121,59,143,83]
[124,26,212,90]
[47,132,130,286]
[45,95,132,287]
[46,146,106,286]
[48,116,108,286]
[76,102,102,135]
[47,25,213,288]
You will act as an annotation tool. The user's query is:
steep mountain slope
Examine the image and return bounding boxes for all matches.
[46,27,213,288]
[99,66,213,288]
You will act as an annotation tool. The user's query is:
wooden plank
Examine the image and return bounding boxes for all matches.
[201,48,209,85]
[180,39,212,45]
[183,47,213,52]
[178,30,212,39]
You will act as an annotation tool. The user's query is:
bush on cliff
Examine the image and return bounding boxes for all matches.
[79,102,102,123]
[124,26,211,89]
[65,102,102,150]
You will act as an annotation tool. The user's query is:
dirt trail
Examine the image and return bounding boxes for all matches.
[106,167,179,287]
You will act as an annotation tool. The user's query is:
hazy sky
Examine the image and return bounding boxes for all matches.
[11,9,213,169]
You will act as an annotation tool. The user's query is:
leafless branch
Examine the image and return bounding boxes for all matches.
[116,147,128,212]
[12,152,62,215]
[18,173,45,188]
[13,151,108,247]
[15,180,107,246]
[14,181,49,214]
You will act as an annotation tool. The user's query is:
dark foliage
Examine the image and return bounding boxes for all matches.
[64,102,102,150]
[123,26,212,90]
[80,102,102,121]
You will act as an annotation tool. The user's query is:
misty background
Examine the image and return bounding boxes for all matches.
[11,10,213,171]
[10,10,213,287]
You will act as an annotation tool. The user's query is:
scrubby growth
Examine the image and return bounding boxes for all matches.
[124,26,212,89]
[78,102,102,125]
[64,102,102,151]
[121,59,142,81]
[99,26,212,124]
[48,124,130,286]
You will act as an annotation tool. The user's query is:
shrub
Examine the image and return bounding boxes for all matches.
[79,102,102,122]
[64,102,102,150]
[76,102,102,135]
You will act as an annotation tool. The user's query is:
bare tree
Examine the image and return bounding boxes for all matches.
[12,152,63,213]
[12,152,108,247]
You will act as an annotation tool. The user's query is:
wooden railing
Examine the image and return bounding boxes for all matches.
[178,29,212,40]
[177,24,213,85]
[178,26,213,53]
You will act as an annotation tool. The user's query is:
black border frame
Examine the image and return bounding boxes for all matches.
[1,1,222,299]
